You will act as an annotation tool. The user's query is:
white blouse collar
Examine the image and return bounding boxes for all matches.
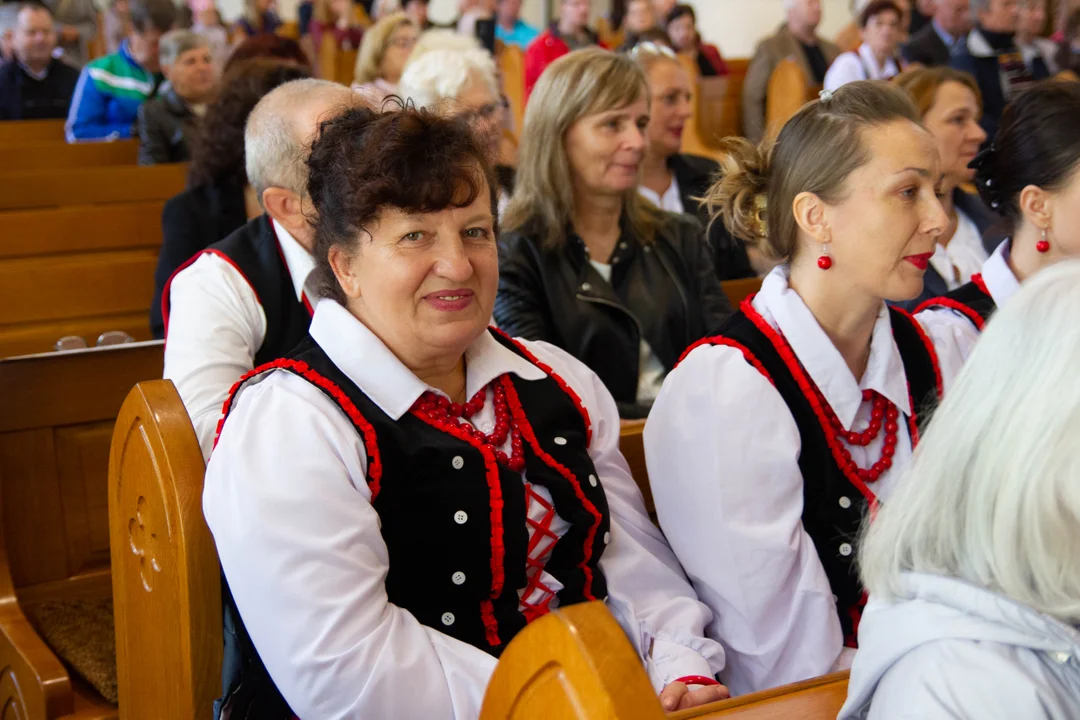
[309,299,546,420]
[271,218,316,302]
[857,43,899,79]
[753,267,914,428]
[980,239,1020,309]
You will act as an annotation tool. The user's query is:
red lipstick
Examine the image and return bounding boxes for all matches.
[904,253,933,270]
[424,289,474,312]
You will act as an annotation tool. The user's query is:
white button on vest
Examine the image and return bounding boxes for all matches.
[452,571,466,586]
[588,474,598,487]
[452,456,464,470]
[454,510,468,524]
[441,612,455,626]
[839,496,852,509]
[581,282,592,292]
[839,542,853,557]
[553,436,567,446]
[603,532,610,545]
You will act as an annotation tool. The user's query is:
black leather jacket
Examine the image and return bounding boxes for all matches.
[495,212,733,418]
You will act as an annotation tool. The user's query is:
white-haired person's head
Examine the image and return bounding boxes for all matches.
[859,258,1080,623]
[784,0,824,33]
[245,78,359,250]
[407,27,481,63]
[398,47,503,159]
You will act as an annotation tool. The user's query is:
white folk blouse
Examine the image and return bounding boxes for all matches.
[642,267,975,697]
[203,299,726,720]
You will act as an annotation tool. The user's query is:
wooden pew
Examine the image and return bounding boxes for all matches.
[721,277,763,307]
[0,141,139,173]
[0,342,164,720]
[0,164,186,358]
[765,58,817,141]
[619,419,652,518]
[671,672,849,719]
[499,42,527,135]
[0,119,65,145]
[678,56,749,162]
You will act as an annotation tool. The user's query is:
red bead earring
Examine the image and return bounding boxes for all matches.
[818,244,833,270]
[1037,227,1051,254]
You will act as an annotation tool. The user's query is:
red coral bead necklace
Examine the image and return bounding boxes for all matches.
[817,388,898,483]
[413,380,526,472]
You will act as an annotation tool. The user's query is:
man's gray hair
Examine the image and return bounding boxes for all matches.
[244,79,356,201]
[158,29,208,67]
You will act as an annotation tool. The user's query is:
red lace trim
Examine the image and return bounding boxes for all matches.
[214,358,384,499]
[479,600,500,647]
[500,375,602,601]
[161,248,261,341]
[409,409,507,626]
[890,307,943,401]
[971,272,990,297]
[676,330,776,386]
[490,328,593,446]
[913,296,986,331]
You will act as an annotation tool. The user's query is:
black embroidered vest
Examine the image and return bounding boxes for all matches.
[915,276,996,332]
[699,300,941,646]
[163,214,311,365]
[212,329,611,719]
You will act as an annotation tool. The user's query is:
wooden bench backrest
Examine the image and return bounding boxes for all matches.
[0,164,186,211]
[671,672,850,719]
[765,58,813,141]
[721,277,763,308]
[0,342,164,601]
[695,59,748,148]
[0,141,139,173]
[318,35,359,85]
[109,379,220,720]
[0,119,65,145]
[499,42,526,136]
[480,601,665,720]
[618,420,652,518]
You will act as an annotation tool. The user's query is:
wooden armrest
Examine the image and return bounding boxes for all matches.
[0,585,75,719]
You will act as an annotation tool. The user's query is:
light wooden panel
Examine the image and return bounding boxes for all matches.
[56,423,115,577]
[0,203,164,260]
[0,164,186,211]
[1,141,139,174]
[0,313,152,361]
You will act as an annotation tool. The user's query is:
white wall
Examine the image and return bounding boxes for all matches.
[686,0,852,58]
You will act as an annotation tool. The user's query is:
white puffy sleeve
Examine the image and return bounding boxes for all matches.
[914,308,982,392]
[203,371,498,720]
[521,340,728,689]
[643,343,845,696]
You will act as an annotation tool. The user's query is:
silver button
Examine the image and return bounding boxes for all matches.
[581,282,592,292]
[604,532,610,545]
[1051,651,1071,664]
[619,242,628,249]
[839,496,852,509]
[839,543,853,557]
[441,612,455,626]
[553,436,567,446]
[452,456,464,470]
[454,510,468,524]
[588,474,598,487]
[451,571,466,585]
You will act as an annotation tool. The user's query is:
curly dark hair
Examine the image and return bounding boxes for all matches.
[307,103,499,304]
[187,58,312,190]
[224,35,311,73]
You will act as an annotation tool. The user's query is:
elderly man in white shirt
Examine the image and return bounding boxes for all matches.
[162,79,361,458]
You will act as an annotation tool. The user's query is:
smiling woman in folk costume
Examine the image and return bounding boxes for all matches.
[202,105,730,719]
[644,82,976,697]
[916,81,1080,344]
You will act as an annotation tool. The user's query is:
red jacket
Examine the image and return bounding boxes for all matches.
[524,26,606,98]
[699,42,729,76]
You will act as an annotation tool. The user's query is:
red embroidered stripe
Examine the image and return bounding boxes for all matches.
[914,297,986,331]
[971,272,989,297]
[214,358,384,499]
[162,249,263,340]
[479,600,500,647]
[410,409,507,614]
[676,331,776,387]
[500,375,603,601]
[891,307,943,401]
[491,328,593,446]
[740,297,882,510]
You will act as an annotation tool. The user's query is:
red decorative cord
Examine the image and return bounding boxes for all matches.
[674,676,720,687]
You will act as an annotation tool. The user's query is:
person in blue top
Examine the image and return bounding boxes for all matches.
[495,0,538,48]
[65,0,175,142]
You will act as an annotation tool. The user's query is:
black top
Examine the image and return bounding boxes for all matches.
[160,214,311,365]
[212,329,611,720]
[136,84,198,165]
[901,22,951,67]
[667,153,756,282]
[151,179,249,338]
[495,212,733,418]
[0,58,79,120]
[707,304,941,645]
[916,277,996,331]
[799,40,829,84]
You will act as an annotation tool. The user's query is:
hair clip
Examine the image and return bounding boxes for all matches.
[818,89,834,103]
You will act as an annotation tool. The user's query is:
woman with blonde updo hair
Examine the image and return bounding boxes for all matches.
[645,81,976,696]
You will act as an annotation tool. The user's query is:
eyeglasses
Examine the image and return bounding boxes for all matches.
[629,40,677,60]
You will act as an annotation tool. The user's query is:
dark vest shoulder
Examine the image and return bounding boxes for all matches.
[914,277,996,331]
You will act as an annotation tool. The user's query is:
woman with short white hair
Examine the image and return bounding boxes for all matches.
[398,47,514,207]
[841,259,1080,719]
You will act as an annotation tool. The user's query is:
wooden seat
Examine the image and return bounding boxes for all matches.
[0,141,139,173]
[678,56,749,162]
[108,380,220,720]
[765,58,815,140]
[619,419,652,518]
[499,42,527,135]
[0,342,164,719]
[0,119,65,145]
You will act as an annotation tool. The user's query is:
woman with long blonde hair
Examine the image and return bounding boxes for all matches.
[495,48,732,419]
